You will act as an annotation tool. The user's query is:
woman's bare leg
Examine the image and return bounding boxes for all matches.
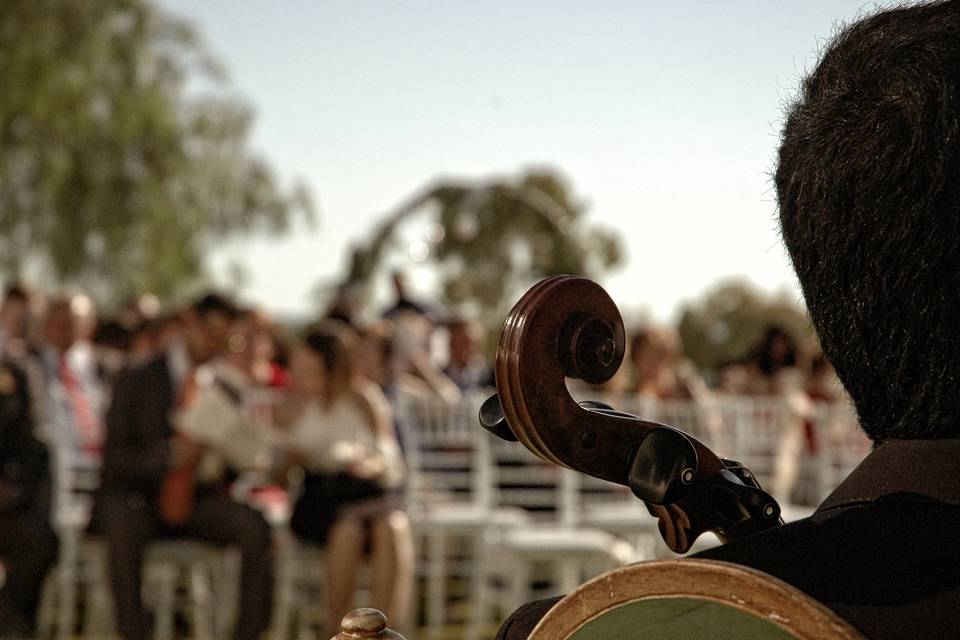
[370,509,415,629]
[326,516,365,635]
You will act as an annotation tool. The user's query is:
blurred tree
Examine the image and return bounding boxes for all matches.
[0,0,313,304]
[338,169,623,321]
[677,279,812,372]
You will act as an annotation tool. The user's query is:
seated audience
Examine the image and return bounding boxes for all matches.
[95,293,273,640]
[276,322,412,635]
[629,325,723,447]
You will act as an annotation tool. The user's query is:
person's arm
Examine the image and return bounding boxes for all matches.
[351,384,405,487]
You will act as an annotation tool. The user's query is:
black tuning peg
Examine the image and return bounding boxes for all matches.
[627,427,699,505]
[478,393,519,442]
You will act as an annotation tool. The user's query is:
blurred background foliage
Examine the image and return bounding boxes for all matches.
[0,0,314,306]
[0,0,812,372]
[677,278,811,372]
[338,169,624,324]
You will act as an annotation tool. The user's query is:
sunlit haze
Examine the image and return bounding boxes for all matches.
[160,0,893,321]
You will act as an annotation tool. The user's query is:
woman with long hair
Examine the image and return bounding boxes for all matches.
[277,322,413,634]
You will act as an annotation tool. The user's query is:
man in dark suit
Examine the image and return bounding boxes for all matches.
[497,2,960,639]
[0,358,58,638]
[96,294,273,640]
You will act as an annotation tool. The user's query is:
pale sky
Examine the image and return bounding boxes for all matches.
[159,0,894,321]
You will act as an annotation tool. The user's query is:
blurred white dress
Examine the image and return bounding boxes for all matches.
[285,390,405,545]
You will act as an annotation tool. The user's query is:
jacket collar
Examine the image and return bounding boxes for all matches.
[816,438,960,513]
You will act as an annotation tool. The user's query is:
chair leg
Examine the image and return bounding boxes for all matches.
[151,564,177,640]
[189,562,215,640]
[270,541,295,640]
[464,532,489,640]
[36,570,57,639]
[214,548,242,640]
[506,559,530,615]
[425,532,448,637]
[557,560,580,595]
[84,548,115,640]
[56,534,79,640]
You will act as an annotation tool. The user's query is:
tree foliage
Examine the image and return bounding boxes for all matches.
[677,279,812,372]
[0,0,313,304]
[341,169,623,319]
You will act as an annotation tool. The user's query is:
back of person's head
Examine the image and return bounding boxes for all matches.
[304,321,357,404]
[179,292,239,364]
[748,326,798,378]
[2,283,29,306]
[92,319,133,353]
[192,292,239,320]
[0,283,31,339]
[42,295,79,353]
[776,0,960,441]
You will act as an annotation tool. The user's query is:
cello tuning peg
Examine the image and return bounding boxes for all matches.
[478,393,519,442]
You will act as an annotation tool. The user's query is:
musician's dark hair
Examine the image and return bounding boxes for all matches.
[191,292,239,320]
[776,0,960,441]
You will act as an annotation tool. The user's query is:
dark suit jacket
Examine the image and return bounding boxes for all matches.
[496,438,960,640]
[100,354,176,499]
[0,359,48,510]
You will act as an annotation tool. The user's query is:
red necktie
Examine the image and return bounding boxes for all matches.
[59,357,102,455]
[158,372,201,526]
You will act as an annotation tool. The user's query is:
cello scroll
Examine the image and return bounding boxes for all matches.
[480,275,781,553]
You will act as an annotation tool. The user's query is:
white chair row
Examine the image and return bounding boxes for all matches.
[40,447,239,640]
[38,388,868,639]
[397,392,648,639]
[396,390,869,638]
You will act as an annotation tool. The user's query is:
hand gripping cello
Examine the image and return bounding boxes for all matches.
[479,276,782,554]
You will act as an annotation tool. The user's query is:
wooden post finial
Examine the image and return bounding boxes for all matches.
[331,608,407,640]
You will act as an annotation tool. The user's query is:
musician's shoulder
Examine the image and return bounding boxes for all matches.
[692,516,819,565]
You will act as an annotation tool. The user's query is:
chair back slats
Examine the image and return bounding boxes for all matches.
[402,392,868,523]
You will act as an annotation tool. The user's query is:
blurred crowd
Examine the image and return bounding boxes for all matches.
[0,273,845,639]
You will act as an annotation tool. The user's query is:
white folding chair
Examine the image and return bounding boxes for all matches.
[44,407,241,640]
[400,390,531,639]
[468,428,636,638]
